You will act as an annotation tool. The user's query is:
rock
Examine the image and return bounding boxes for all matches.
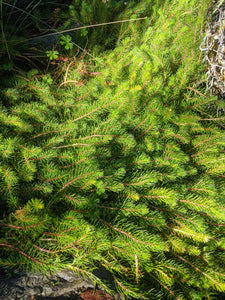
[0,269,95,300]
[0,266,124,300]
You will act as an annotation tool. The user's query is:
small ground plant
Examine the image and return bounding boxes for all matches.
[0,0,139,77]
[0,0,225,299]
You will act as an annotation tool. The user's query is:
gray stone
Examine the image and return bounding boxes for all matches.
[0,266,123,300]
[0,269,94,300]
[42,287,53,297]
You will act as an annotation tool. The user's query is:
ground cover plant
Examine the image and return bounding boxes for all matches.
[0,0,225,299]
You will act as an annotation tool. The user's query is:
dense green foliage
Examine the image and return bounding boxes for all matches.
[1,0,225,299]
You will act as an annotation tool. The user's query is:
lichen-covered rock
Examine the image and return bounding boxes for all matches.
[0,269,94,300]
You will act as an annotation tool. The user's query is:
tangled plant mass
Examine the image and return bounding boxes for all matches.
[0,0,225,299]
[200,0,225,97]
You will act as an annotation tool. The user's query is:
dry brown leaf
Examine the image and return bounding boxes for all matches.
[80,289,114,300]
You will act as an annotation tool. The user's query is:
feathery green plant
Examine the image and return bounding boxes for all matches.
[1,0,225,299]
